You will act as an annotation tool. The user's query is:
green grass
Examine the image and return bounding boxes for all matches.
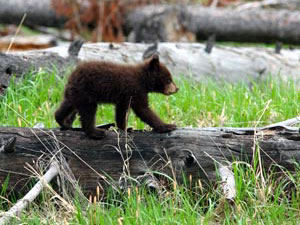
[8,171,300,225]
[0,71,299,225]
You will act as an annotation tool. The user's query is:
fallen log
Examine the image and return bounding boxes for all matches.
[1,42,300,94]
[0,117,299,195]
[0,35,57,52]
[1,1,300,44]
[0,0,66,28]
[126,5,300,44]
[0,40,83,94]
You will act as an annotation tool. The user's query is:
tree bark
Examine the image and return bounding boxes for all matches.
[0,119,299,195]
[1,42,300,94]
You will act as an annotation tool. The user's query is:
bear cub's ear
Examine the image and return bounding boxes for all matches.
[149,54,160,68]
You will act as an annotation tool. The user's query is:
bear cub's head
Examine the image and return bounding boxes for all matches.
[144,54,178,95]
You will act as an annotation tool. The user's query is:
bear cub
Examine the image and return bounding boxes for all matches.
[55,54,178,139]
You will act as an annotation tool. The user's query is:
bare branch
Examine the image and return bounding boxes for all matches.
[0,162,59,225]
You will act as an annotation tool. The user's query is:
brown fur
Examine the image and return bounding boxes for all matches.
[55,55,178,139]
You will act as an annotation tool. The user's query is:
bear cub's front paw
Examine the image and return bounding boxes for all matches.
[154,124,176,133]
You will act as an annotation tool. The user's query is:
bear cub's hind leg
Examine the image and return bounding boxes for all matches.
[55,99,76,129]
[77,103,105,139]
[65,110,77,128]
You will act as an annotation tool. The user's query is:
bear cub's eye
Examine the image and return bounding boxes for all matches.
[166,79,172,84]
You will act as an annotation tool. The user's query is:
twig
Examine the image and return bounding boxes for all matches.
[0,162,59,225]
[6,13,27,53]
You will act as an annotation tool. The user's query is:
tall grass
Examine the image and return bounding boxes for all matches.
[0,71,299,225]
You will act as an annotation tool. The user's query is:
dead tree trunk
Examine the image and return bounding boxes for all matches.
[126,5,300,44]
[0,118,299,195]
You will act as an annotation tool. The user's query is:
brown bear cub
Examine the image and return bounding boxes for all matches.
[55,54,178,139]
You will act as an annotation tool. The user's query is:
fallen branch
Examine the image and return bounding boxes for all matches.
[218,165,236,201]
[235,0,300,11]
[262,116,300,129]
[0,162,59,225]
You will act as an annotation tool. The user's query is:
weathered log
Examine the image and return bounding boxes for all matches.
[126,5,300,44]
[0,40,83,94]
[0,118,299,195]
[1,42,300,94]
[0,0,66,28]
[1,1,300,44]
[0,35,57,51]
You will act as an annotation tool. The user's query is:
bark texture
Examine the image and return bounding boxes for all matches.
[0,124,299,195]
